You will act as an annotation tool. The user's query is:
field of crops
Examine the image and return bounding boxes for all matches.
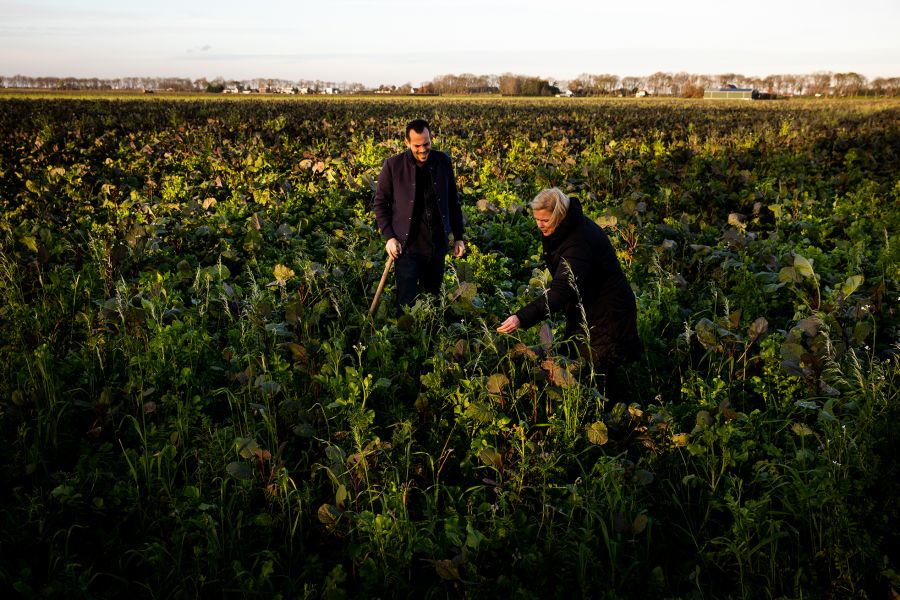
[1,95,898,598]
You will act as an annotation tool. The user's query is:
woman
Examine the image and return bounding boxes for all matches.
[496,188,641,370]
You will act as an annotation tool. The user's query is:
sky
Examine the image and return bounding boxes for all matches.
[1,0,898,86]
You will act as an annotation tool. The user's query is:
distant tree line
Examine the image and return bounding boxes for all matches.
[565,71,899,97]
[423,71,899,97]
[2,71,898,97]
[0,75,368,94]
[420,73,560,96]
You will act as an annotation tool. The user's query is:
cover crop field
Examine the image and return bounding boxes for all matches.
[1,95,898,598]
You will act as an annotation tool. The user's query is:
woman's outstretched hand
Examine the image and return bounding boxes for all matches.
[496,315,521,334]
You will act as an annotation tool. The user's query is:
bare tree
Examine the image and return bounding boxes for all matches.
[619,76,639,95]
[647,72,672,95]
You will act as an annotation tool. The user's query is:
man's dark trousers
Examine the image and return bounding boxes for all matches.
[394,252,445,311]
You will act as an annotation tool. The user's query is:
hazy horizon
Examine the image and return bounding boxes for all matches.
[2,0,898,86]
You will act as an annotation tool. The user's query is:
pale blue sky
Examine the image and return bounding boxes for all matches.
[1,0,898,85]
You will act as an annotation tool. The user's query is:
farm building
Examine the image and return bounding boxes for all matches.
[704,85,759,100]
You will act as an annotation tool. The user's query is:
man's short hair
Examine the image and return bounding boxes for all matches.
[405,119,430,140]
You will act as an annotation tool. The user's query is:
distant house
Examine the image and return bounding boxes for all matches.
[635,89,651,98]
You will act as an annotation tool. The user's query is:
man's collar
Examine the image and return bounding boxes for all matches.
[405,149,432,167]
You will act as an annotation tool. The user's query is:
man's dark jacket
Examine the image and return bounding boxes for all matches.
[515,197,641,368]
[374,149,464,249]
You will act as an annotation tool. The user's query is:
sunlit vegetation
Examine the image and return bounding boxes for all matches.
[1,95,898,598]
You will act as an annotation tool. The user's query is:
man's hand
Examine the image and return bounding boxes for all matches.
[386,238,402,259]
[453,240,466,258]
[496,315,521,334]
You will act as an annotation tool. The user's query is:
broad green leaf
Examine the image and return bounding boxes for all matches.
[780,342,806,362]
[254,514,274,527]
[695,410,713,429]
[451,281,476,301]
[852,321,872,345]
[727,212,746,228]
[476,199,498,212]
[793,254,815,278]
[226,461,253,480]
[285,299,303,325]
[796,317,822,337]
[51,484,74,498]
[465,524,485,550]
[791,422,814,436]
[778,266,800,283]
[634,469,655,485]
[464,402,494,424]
[20,235,38,252]
[539,322,554,351]
[586,421,608,445]
[748,317,769,343]
[433,559,461,581]
[255,377,281,396]
[275,223,295,238]
[840,274,863,298]
[541,358,572,387]
[177,260,193,279]
[204,263,231,281]
[281,342,307,361]
[335,484,348,510]
[236,437,259,458]
[633,514,649,534]
[486,373,509,395]
[819,398,837,421]
[596,214,618,228]
[478,447,503,469]
[718,399,738,421]
[819,381,840,397]
[694,318,718,348]
[510,343,538,360]
[292,422,315,437]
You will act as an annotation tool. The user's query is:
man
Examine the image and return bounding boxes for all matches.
[374,119,466,311]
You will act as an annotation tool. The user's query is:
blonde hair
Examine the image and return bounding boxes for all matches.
[529,187,570,231]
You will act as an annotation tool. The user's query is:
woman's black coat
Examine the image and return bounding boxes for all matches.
[515,198,641,368]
